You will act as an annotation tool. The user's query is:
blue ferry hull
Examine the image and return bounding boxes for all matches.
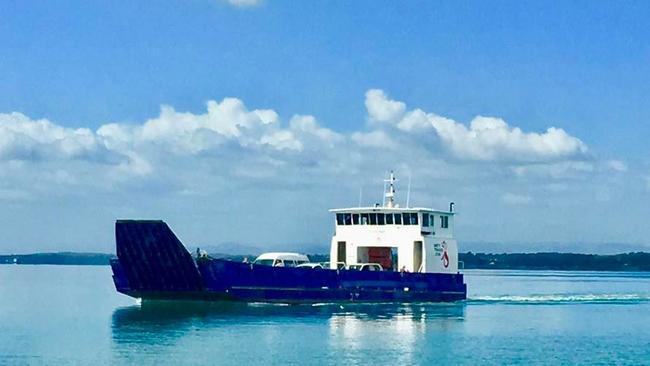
[111,220,467,303]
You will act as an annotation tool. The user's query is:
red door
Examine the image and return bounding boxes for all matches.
[367,247,392,270]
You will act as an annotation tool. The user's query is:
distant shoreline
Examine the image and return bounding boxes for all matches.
[1,251,649,271]
[0,252,115,266]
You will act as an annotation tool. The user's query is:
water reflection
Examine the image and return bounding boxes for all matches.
[113,301,465,322]
[327,304,463,364]
[112,301,465,340]
[111,302,464,364]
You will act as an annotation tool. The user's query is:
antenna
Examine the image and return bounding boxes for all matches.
[382,172,387,206]
[358,186,363,207]
[406,174,412,208]
[383,170,397,207]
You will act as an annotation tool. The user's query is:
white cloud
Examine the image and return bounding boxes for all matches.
[113,151,154,178]
[512,160,629,179]
[289,115,342,144]
[501,193,532,205]
[0,89,611,201]
[136,98,281,153]
[0,112,112,162]
[351,130,396,148]
[512,161,595,179]
[98,97,306,157]
[396,109,432,132]
[433,116,588,162]
[1,97,318,186]
[365,89,589,163]
[605,159,627,172]
[1,91,593,178]
[260,130,302,151]
[365,89,406,123]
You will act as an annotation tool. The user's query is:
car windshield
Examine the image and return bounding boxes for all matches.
[254,259,275,266]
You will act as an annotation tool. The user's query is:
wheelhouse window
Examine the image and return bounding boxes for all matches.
[336,213,354,225]
[441,215,449,228]
[401,213,418,225]
[336,211,438,227]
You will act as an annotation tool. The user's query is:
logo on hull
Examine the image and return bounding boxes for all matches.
[441,241,450,268]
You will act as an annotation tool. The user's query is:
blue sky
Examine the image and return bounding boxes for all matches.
[1,1,649,253]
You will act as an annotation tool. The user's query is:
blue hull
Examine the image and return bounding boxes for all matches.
[111,220,467,303]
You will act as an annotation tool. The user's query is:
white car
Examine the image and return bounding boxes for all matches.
[346,263,383,271]
[323,262,346,270]
[296,263,324,269]
[253,252,310,267]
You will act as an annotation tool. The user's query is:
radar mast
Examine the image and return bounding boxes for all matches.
[384,171,397,208]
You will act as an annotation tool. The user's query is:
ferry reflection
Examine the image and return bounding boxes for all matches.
[327,304,464,364]
[112,301,465,346]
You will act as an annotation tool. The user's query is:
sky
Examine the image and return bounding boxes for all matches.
[1,0,649,253]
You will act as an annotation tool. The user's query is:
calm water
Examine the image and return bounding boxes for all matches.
[0,266,649,365]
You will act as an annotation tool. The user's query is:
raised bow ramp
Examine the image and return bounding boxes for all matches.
[111,220,204,299]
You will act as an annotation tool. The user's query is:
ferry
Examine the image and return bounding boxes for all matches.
[110,173,467,303]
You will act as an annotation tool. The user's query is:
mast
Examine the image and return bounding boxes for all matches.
[384,171,397,208]
[406,174,411,208]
